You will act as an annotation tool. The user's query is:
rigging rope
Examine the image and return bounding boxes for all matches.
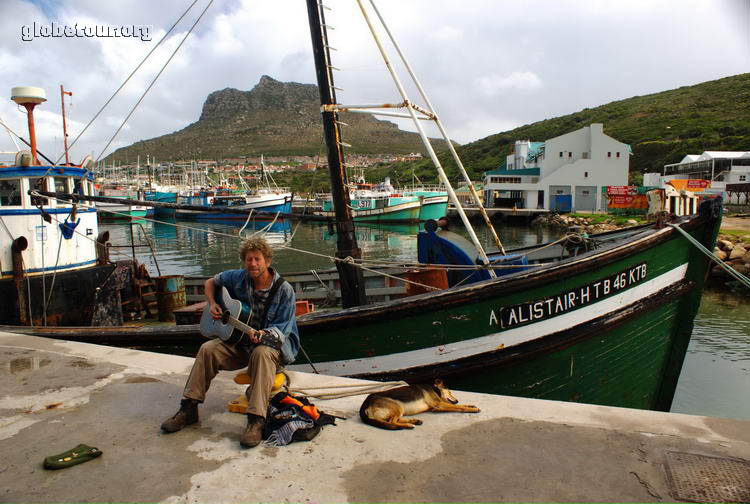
[96,0,215,162]
[667,223,750,289]
[58,0,204,164]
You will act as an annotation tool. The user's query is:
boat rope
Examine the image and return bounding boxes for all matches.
[238,209,255,234]
[289,380,409,400]
[246,211,282,238]
[43,224,66,319]
[667,223,750,289]
[56,0,204,164]
[96,0,216,162]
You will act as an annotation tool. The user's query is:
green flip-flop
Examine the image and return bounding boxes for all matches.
[43,444,102,470]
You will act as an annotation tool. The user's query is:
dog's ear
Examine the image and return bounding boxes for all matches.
[434,379,443,387]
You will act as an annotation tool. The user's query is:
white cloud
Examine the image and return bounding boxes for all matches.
[0,0,746,160]
[477,72,543,96]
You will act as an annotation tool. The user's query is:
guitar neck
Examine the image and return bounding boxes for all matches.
[226,315,254,336]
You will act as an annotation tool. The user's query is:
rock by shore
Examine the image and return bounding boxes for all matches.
[713,235,750,279]
[530,213,628,234]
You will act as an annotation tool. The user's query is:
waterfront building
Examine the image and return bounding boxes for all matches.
[643,150,750,204]
[482,123,630,212]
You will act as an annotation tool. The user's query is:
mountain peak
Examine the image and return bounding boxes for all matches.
[107,76,435,160]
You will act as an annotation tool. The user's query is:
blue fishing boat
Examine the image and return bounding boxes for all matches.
[174,190,291,220]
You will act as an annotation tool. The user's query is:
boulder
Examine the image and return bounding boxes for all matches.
[732,263,750,276]
[717,239,734,251]
[743,251,750,264]
[714,249,728,261]
[626,219,638,225]
[728,246,747,261]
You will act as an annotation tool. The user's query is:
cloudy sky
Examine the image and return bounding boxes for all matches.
[0,0,747,164]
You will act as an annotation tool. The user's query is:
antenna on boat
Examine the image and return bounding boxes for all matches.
[306,0,367,307]
[11,86,47,166]
[60,85,72,165]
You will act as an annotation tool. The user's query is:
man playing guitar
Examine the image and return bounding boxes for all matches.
[161,237,300,448]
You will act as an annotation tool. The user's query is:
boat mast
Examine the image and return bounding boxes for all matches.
[306,0,367,307]
[60,85,72,165]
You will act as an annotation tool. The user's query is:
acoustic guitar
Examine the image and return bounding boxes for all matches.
[199,286,255,346]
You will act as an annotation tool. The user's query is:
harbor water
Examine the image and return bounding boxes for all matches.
[102,218,750,421]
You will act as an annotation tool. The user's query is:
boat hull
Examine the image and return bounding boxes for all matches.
[0,262,122,326]
[317,199,422,223]
[175,198,291,220]
[418,195,449,221]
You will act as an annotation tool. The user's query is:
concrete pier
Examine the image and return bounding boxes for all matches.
[2,332,749,503]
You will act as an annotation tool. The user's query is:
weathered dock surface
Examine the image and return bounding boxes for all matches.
[2,332,749,503]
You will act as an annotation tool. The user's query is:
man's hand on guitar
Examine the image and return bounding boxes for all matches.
[248,329,261,345]
[209,302,223,320]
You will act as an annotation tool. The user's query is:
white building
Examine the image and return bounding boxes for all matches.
[650,151,750,185]
[643,151,750,204]
[483,124,630,212]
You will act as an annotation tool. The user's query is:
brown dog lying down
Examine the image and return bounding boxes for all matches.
[359,379,480,430]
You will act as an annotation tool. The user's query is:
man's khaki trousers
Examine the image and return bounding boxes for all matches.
[183,339,281,418]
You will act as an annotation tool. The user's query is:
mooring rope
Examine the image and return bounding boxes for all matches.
[667,223,750,289]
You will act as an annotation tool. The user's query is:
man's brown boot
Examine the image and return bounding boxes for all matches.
[240,414,265,448]
[161,399,199,433]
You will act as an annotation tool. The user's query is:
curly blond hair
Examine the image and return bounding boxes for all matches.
[239,237,273,262]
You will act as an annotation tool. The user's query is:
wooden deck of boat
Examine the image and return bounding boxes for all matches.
[3,331,749,503]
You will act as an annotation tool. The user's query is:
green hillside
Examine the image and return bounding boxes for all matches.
[374,73,750,185]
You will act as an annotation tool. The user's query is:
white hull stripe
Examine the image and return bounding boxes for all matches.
[1,259,98,278]
[290,263,689,376]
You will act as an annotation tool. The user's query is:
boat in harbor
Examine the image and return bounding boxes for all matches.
[96,187,149,220]
[1,1,726,414]
[403,187,449,221]
[317,176,422,223]
[3,206,723,411]
[1,86,136,326]
[174,189,291,220]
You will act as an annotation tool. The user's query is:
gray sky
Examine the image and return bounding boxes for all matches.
[1,0,748,164]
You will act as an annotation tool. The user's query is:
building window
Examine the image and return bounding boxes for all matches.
[584,172,588,178]
[582,190,590,196]
[0,179,22,206]
[559,152,563,158]
[607,152,612,158]
[740,175,747,182]
[568,152,572,158]
[616,152,620,158]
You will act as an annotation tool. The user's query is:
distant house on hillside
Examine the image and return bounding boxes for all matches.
[482,123,630,212]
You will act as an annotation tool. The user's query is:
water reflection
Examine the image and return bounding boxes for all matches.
[671,289,750,420]
[3,357,51,374]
